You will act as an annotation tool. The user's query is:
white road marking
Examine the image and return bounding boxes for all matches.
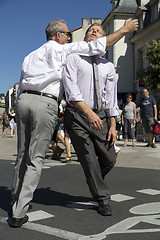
[66,201,96,211]
[27,210,54,222]
[44,162,66,167]
[80,213,160,240]
[129,202,160,215]
[111,194,135,202]
[0,216,85,240]
[1,202,160,239]
[137,188,160,195]
[24,222,85,240]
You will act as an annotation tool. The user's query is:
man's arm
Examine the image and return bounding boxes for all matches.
[66,19,138,56]
[71,101,103,130]
[106,18,138,50]
[153,105,157,122]
[107,117,117,146]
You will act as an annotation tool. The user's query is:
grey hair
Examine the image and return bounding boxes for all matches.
[45,19,66,40]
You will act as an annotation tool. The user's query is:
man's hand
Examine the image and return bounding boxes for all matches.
[123,18,138,33]
[71,101,103,130]
[87,111,103,130]
[106,18,138,50]
[107,126,117,146]
[107,117,116,146]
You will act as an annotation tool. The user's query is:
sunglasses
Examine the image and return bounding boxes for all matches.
[59,31,72,38]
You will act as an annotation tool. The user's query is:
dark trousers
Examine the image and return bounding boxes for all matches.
[123,118,135,139]
[64,105,116,204]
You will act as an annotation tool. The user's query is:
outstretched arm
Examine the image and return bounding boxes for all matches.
[106,18,138,50]
[66,19,138,57]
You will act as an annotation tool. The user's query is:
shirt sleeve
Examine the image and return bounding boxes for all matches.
[63,37,106,58]
[152,96,157,106]
[104,63,119,117]
[62,54,84,103]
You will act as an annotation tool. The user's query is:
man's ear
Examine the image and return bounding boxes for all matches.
[56,32,61,41]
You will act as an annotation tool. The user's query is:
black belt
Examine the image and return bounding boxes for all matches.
[23,90,58,102]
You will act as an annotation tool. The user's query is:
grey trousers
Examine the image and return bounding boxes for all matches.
[11,93,58,218]
[64,106,116,205]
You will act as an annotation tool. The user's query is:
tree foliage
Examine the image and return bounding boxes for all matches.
[138,40,160,90]
[0,93,5,98]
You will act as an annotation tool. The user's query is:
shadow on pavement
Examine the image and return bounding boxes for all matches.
[33,187,93,207]
[0,186,11,216]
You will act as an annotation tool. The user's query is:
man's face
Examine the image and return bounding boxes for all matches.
[85,25,105,42]
[143,89,149,99]
[58,23,71,44]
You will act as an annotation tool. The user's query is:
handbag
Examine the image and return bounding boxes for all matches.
[153,121,160,135]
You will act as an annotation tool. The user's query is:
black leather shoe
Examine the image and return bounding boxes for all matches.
[97,204,112,216]
[8,215,28,228]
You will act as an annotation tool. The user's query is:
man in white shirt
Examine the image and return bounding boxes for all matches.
[9,19,138,227]
[63,23,119,216]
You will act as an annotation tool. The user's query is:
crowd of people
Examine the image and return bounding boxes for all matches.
[117,89,159,149]
[0,109,17,137]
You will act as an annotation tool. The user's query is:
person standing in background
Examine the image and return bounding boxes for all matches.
[9,109,17,138]
[122,93,136,147]
[140,88,157,148]
[1,111,9,136]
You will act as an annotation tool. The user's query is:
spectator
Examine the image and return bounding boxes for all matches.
[9,109,17,138]
[1,111,9,136]
[140,88,157,148]
[122,93,136,147]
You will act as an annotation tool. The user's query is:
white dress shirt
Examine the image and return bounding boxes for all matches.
[63,54,119,117]
[17,37,106,99]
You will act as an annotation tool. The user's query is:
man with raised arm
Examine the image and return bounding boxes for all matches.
[9,18,138,227]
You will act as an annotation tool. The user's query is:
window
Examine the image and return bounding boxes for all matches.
[151,2,158,22]
[138,49,144,71]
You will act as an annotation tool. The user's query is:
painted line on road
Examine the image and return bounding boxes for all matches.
[65,201,97,211]
[111,194,135,202]
[27,210,54,222]
[24,221,85,240]
[0,216,85,240]
[137,189,160,196]
[2,202,160,239]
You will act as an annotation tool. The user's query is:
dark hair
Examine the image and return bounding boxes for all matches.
[126,93,132,99]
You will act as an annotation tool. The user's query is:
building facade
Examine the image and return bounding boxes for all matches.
[70,0,160,105]
[130,0,160,103]
[102,0,138,104]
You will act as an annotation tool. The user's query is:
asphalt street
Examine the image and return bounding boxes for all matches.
[0,128,160,240]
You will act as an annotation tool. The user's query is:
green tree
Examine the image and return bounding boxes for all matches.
[138,40,160,90]
[0,93,5,98]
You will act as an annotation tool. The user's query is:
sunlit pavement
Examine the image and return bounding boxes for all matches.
[0,127,160,240]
